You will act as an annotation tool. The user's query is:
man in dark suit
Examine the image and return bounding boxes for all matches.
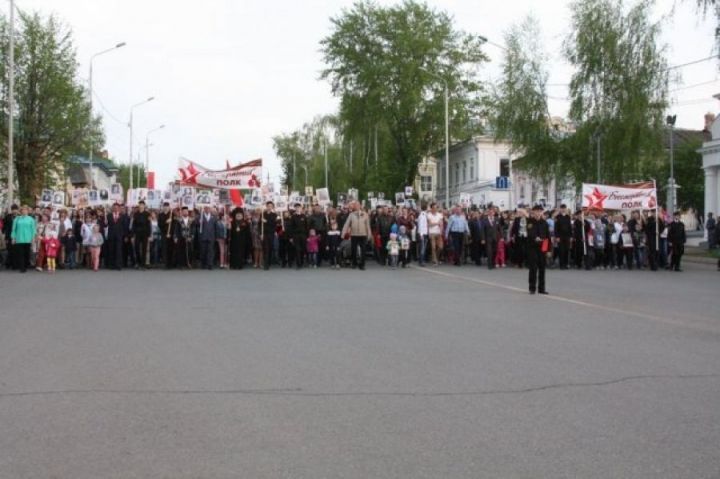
[668,211,686,272]
[527,205,550,295]
[105,203,128,270]
[468,210,483,266]
[480,208,501,269]
[555,204,572,269]
[262,201,278,270]
[198,206,217,270]
[158,203,174,269]
[288,203,308,269]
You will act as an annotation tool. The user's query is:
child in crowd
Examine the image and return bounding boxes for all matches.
[326,221,342,269]
[495,237,507,268]
[86,224,104,271]
[387,232,400,269]
[61,228,77,269]
[45,224,60,274]
[620,224,634,270]
[307,229,320,269]
[633,223,647,269]
[398,225,410,268]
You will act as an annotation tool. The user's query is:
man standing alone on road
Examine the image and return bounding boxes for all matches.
[668,211,686,272]
[527,205,549,295]
[706,212,716,250]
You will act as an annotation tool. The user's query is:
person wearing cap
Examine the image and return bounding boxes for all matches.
[527,205,549,295]
[132,200,151,270]
[667,211,686,272]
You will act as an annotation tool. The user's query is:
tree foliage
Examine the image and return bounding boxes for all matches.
[0,12,102,204]
[489,15,559,182]
[565,0,668,184]
[318,0,487,193]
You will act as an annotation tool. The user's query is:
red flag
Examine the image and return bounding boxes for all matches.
[230,189,244,207]
[147,171,155,189]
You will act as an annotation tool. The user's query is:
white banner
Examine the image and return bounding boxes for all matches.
[177,158,262,190]
[582,182,657,211]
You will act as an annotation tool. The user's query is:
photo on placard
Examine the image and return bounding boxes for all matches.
[367,191,375,199]
[182,194,194,208]
[395,192,406,205]
[316,187,330,206]
[275,195,288,212]
[88,190,99,206]
[99,189,109,202]
[377,192,385,200]
[337,193,347,205]
[347,188,358,201]
[404,186,413,197]
[405,198,416,210]
[305,186,314,197]
[40,189,53,206]
[110,183,123,201]
[52,191,65,207]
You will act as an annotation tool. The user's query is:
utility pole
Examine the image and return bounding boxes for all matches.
[7,0,15,206]
[666,115,677,215]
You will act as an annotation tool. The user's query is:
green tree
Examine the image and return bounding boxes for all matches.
[0,12,103,204]
[320,0,487,191]
[565,0,669,184]
[490,15,560,182]
[115,163,147,192]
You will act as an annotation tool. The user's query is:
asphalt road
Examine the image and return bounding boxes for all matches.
[1,262,719,478]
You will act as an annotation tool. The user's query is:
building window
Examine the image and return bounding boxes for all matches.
[470,159,474,180]
[420,175,432,192]
[462,162,467,183]
[455,165,460,186]
[500,158,510,178]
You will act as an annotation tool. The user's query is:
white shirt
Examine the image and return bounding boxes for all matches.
[417,211,429,236]
[427,212,443,235]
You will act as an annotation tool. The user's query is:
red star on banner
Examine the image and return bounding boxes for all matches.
[584,187,608,210]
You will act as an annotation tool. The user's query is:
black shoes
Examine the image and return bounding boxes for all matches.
[539,290,549,295]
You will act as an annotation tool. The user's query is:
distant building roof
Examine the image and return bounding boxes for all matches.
[664,128,710,149]
[67,155,119,176]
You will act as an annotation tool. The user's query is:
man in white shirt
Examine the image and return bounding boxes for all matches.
[416,204,429,266]
[427,203,444,265]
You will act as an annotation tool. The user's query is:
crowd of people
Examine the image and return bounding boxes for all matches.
[1,197,707,292]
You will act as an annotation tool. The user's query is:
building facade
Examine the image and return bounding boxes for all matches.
[433,135,517,208]
[698,112,720,240]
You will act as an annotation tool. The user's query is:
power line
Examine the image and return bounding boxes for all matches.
[92,91,126,126]
[668,78,719,92]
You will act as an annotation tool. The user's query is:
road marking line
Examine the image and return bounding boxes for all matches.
[411,266,720,334]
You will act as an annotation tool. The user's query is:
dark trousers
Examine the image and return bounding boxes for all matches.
[200,240,214,269]
[558,237,570,268]
[263,236,274,269]
[175,239,191,268]
[293,236,306,267]
[162,238,174,268]
[135,234,148,267]
[670,243,683,270]
[647,247,658,271]
[378,235,389,265]
[485,239,497,269]
[450,232,464,265]
[105,238,123,269]
[573,242,584,269]
[5,240,14,269]
[14,243,30,272]
[351,236,366,268]
[527,246,546,293]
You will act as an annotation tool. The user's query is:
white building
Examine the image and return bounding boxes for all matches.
[698,111,720,240]
[433,135,518,208]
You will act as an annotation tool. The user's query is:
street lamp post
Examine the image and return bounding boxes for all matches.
[128,97,155,190]
[144,124,165,187]
[88,42,126,189]
[666,114,677,215]
[421,69,450,207]
[6,0,14,207]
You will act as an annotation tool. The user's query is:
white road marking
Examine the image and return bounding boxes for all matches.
[412,266,720,334]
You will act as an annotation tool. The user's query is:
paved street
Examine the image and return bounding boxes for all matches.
[1,263,719,478]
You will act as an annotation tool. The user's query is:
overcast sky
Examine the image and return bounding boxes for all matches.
[14,0,720,188]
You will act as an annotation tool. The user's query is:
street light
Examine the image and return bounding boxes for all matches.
[128,97,155,190]
[6,0,15,207]
[144,124,165,187]
[88,42,126,189]
[421,69,450,207]
[666,114,677,215]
